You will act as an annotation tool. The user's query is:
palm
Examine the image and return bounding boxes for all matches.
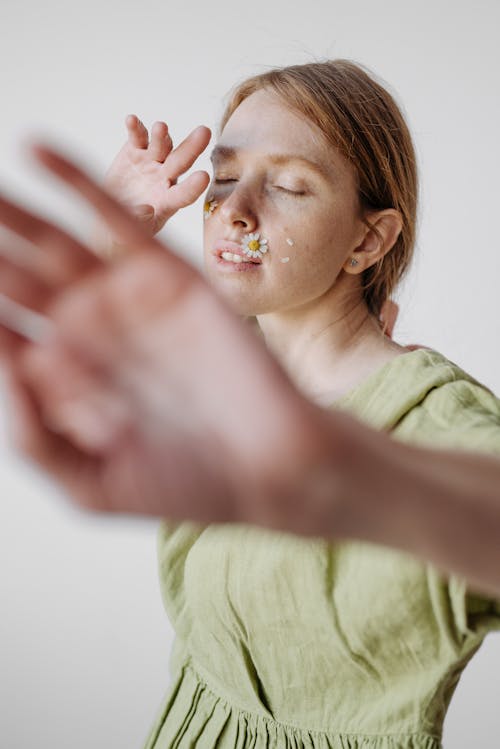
[106,144,170,209]
[0,145,330,528]
[32,276,311,522]
[105,115,211,235]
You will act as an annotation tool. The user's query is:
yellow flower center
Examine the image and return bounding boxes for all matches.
[248,239,260,252]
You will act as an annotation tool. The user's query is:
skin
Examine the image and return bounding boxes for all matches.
[203,89,405,402]
[101,115,211,245]
[0,147,341,529]
[204,89,366,317]
[0,107,499,597]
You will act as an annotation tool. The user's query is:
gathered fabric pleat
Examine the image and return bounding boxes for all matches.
[145,664,442,749]
[147,351,500,749]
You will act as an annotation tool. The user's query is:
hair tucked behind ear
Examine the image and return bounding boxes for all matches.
[220,60,418,319]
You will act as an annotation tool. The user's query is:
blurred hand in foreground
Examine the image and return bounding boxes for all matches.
[0,145,356,531]
[4,145,500,598]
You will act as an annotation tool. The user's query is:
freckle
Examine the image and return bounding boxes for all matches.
[286,238,294,246]
[281,257,290,263]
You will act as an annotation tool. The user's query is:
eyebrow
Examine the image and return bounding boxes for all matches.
[210,145,331,180]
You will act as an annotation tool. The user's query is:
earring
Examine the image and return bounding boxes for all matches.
[350,258,359,267]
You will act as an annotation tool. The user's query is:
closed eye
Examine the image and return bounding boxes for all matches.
[214,178,238,184]
[275,186,306,196]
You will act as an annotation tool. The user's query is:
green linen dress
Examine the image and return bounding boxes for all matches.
[144,349,500,749]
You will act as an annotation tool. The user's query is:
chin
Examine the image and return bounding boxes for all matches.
[204,270,256,313]
[216,290,261,317]
[203,265,299,316]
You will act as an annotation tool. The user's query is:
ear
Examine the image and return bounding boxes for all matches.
[343,209,403,274]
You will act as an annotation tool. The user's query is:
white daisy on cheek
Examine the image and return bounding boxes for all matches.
[203,198,218,220]
[240,232,269,259]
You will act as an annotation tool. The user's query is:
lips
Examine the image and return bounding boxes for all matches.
[212,240,262,265]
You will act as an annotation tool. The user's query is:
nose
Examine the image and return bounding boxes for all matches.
[218,183,258,232]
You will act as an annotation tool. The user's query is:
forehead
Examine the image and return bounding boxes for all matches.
[216,89,353,181]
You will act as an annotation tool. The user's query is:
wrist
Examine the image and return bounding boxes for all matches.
[91,205,158,260]
[240,399,369,539]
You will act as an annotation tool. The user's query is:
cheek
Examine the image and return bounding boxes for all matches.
[270,221,326,270]
[271,229,300,267]
[272,231,344,287]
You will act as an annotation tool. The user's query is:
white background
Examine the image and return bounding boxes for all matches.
[1,0,499,746]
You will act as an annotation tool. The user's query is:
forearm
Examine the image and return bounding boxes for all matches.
[342,428,500,597]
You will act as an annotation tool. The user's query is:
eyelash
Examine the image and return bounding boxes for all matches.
[275,186,306,197]
[214,179,305,197]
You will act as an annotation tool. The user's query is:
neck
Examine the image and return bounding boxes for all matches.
[257,280,405,404]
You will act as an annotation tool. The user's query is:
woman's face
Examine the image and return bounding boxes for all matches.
[203,89,367,317]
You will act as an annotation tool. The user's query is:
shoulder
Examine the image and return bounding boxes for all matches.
[338,347,500,442]
[393,349,500,454]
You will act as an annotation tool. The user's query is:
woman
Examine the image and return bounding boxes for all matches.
[100,61,500,748]
[1,60,499,748]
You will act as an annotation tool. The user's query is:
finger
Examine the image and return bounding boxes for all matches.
[0,250,52,308]
[52,249,200,354]
[0,252,54,356]
[156,171,210,224]
[5,360,71,463]
[0,192,102,285]
[0,311,24,359]
[162,126,211,181]
[4,361,111,510]
[19,342,131,453]
[31,145,161,249]
[125,114,149,149]
[5,359,90,473]
[148,121,173,163]
[30,144,198,279]
[0,296,54,356]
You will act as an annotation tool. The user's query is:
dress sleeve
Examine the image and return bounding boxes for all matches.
[446,575,500,641]
[466,591,500,635]
[395,376,500,455]
[157,521,205,629]
[395,376,500,638]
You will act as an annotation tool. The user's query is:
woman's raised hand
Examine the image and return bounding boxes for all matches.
[104,115,211,240]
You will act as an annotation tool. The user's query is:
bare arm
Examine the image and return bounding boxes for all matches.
[0,144,499,600]
[333,427,500,598]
